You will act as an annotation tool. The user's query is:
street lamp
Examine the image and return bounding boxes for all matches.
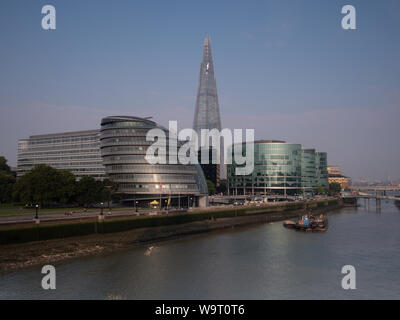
[100,202,104,216]
[35,204,39,219]
[136,201,138,212]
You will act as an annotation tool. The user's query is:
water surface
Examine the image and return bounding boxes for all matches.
[1,200,399,299]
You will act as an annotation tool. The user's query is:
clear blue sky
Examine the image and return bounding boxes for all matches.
[1,0,399,180]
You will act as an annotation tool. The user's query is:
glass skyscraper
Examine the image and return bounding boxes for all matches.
[192,36,224,181]
[227,140,328,196]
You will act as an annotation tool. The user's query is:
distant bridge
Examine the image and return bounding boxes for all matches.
[349,185,400,192]
[356,192,400,201]
[342,191,400,211]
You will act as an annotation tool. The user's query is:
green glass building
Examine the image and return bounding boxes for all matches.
[301,149,317,194]
[227,140,328,196]
[316,152,328,189]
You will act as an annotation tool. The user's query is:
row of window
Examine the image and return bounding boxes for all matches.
[19,162,104,167]
[27,135,99,145]
[109,173,196,183]
[21,143,100,152]
[18,149,100,157]
[18,155,102,162]
[102,121,155,129]
[118,183,197,191]
[106,164,197,174]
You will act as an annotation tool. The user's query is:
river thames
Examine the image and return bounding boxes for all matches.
[1,200,399,299]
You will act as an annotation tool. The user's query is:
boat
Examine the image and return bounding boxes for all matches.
[283,221,296,229]
[283,214,328,232]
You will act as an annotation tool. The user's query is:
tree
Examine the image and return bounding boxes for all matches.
[206,179,216,195]
[216,180,227,194]
[0,156,16,203]
[13,164,76,206]
[75,176,106,207]
[103,178,121,204]
[316,186,327,195]
[0,171,15,203]
[0,156,12,174]
[56,170,77,204]
[329,182,342,195]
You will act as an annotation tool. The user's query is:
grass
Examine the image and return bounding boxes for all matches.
[0,204,157,216]
[0,206,95,216]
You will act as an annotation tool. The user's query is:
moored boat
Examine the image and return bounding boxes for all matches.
[284,214,328,232]
[283,221,296,229]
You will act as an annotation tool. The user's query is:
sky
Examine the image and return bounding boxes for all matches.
[0,0,399,181]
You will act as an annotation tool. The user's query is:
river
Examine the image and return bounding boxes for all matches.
[1,200,400,299]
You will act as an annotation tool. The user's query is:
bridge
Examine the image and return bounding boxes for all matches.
[356,192,400,201]
[349,185,400,192]
[342,191,400,211]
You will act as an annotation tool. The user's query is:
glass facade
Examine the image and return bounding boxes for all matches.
[192,36,224,179]
[316,152,328,189]
[227,140,328,196]
[100,116,208,204]
[17,130,106,179]
[301,149,317,193]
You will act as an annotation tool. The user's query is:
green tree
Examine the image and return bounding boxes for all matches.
[328,182,342,195]
[0,156,15,203]
[316,186,327,195]
[13,164,76,206]
[206,179,216,195]
[103,178,121,204]
[0,171,15,203]
[75,176,106,207]
[0,156,12,174]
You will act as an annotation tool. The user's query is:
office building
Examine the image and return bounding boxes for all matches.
[328,165,350,190]
[100,116,208,207]
[17,130,106,179]
[227,140,328,196]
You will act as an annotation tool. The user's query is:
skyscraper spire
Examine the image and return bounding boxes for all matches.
[193,36,222,132]
[193,36,224,180]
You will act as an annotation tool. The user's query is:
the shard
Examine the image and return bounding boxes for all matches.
[193,36,225,180]
[193,36,222,133]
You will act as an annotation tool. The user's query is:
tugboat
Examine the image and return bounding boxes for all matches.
[283,214,328,232]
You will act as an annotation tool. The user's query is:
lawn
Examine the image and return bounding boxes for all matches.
[0,204,152,216]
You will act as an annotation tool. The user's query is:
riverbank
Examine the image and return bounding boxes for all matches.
[0,201,342,273]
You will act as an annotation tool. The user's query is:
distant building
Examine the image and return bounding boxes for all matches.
[328,165,350,190]
[227,140,328,196]
[17,130,106,179]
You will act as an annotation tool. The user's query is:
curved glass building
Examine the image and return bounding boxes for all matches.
[100,116,208,207]
[227,140,327,196]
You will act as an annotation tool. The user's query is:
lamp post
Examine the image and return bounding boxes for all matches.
[136,201,138,212]
[35,204,39,220]
[100,202,104,216]
[159,184,162,210]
